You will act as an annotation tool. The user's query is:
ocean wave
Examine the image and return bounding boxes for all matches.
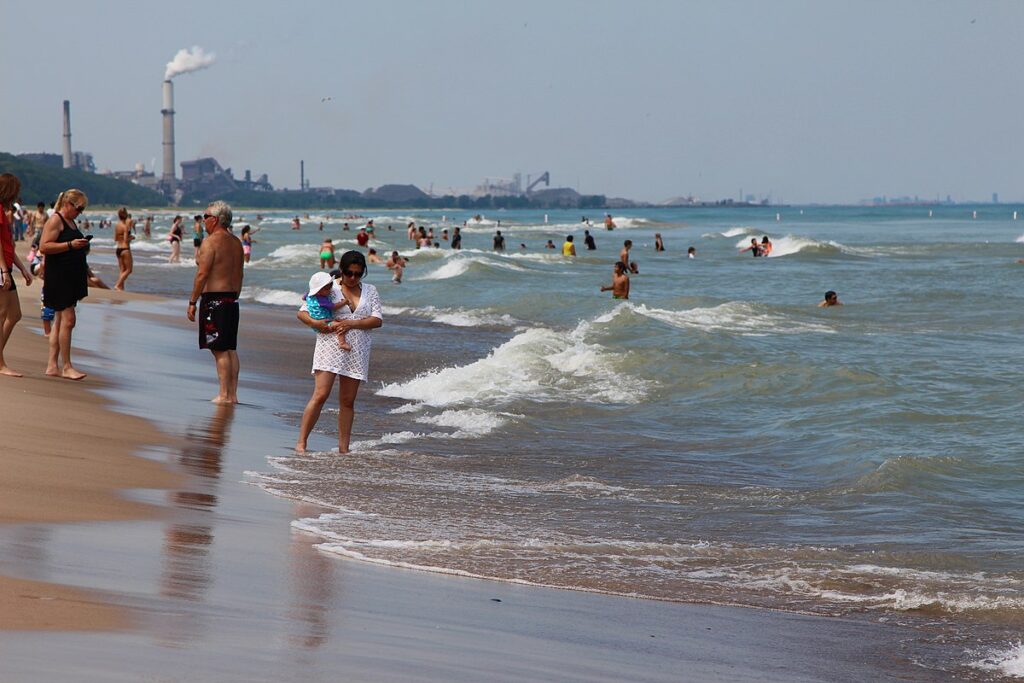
[415,255,527,280]
[377,320,650,407]
[413,408,514,438]
[843,455,968,495]
[383,305,517,328]
[594,301,835,336]
[703,226,757,238]
[240,286,303,307]
[733,234,856,258]
[969,642,1024,678]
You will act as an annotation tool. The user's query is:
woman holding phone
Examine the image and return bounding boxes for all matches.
[39,189,91,380]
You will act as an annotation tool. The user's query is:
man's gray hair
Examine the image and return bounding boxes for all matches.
[207,200,233,228]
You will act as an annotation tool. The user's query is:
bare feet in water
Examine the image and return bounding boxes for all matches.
[62,367,87,381]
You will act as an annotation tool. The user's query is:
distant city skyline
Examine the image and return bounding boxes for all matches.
[3,1,1022,204]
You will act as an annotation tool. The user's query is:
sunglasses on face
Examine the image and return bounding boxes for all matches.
[73,205,86,212]
[342,269,364,278]
[203,213,216,220]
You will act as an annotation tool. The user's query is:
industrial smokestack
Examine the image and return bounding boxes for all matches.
[161,80,176,187]
[62,100,73,168]
[300,160,305,191]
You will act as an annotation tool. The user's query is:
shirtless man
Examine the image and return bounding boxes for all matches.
[600,262,630,300]
[619,240,633,268]
[818,290,842,307]
[187,201,244,404]
[113,207,134,290]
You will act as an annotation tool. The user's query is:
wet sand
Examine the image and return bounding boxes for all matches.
[0,274,953,681]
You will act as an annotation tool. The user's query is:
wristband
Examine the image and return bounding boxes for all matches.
[188,300,197,306]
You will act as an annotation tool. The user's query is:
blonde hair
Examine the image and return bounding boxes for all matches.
[117,206,129,220]
[55,188,89,212]
[0,173,21,207]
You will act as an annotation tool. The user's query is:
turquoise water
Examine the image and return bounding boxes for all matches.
[88,204,1024,674]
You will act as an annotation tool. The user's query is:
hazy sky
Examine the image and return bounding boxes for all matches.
[3,0,1022,203]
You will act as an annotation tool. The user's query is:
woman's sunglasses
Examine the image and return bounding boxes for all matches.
[342,269,364,278]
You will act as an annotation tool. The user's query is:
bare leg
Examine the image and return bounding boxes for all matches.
[336,376,361,454]
[0,290,23,377]
[295,370,336,453]
[227,350,240,403]
[57,307,85,380]
[210,349,239,404]
[114,251,133,290]
[46,309,62,376]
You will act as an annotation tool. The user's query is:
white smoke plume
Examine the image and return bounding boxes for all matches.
[164,46,216,80]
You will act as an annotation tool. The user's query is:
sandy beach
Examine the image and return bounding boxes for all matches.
[0,265,953,682]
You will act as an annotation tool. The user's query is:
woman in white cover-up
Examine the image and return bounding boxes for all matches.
[295,251,383,453]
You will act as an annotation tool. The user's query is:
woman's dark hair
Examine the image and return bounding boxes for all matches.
[339,250,367,277]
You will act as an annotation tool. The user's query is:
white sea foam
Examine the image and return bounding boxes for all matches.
[969,642,1024,678]
[416,255,526,281]
[733,234,851,258]
[127,240,170,253]
[377,320,649,407]
[1016,234,1024,244]
[597,301,834,336]
[383,305,516,328]
[413,408,513,437]
[241,286,303,307]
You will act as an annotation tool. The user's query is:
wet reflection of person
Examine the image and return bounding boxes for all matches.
[158,403,235,643]
[288,507,336,649]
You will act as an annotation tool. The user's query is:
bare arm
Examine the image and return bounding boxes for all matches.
[39,214,88,255]
[186,241,216,320]
[297,310,335,333]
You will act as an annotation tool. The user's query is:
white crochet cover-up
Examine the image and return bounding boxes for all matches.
[299,282,383,381]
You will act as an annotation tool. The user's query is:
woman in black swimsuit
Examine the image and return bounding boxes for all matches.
[114,206,134,290]
[168,215,183,263]
[39,189,91,380]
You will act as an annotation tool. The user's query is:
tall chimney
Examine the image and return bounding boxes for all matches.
[300,160,305,191]
[161,80,176,187]
[62,100,73,168]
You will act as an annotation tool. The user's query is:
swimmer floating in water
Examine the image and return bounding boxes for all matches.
[818,290,842,307]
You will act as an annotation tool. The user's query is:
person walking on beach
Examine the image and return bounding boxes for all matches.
[295,250,383,454]
[28,202,47,242]
[187,201,244,404]
[113,207,134,290]
[0,174,33,377]
[600,261,630,300]
[39,189,91,380]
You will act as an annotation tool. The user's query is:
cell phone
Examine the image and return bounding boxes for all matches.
[85,235,94,241]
